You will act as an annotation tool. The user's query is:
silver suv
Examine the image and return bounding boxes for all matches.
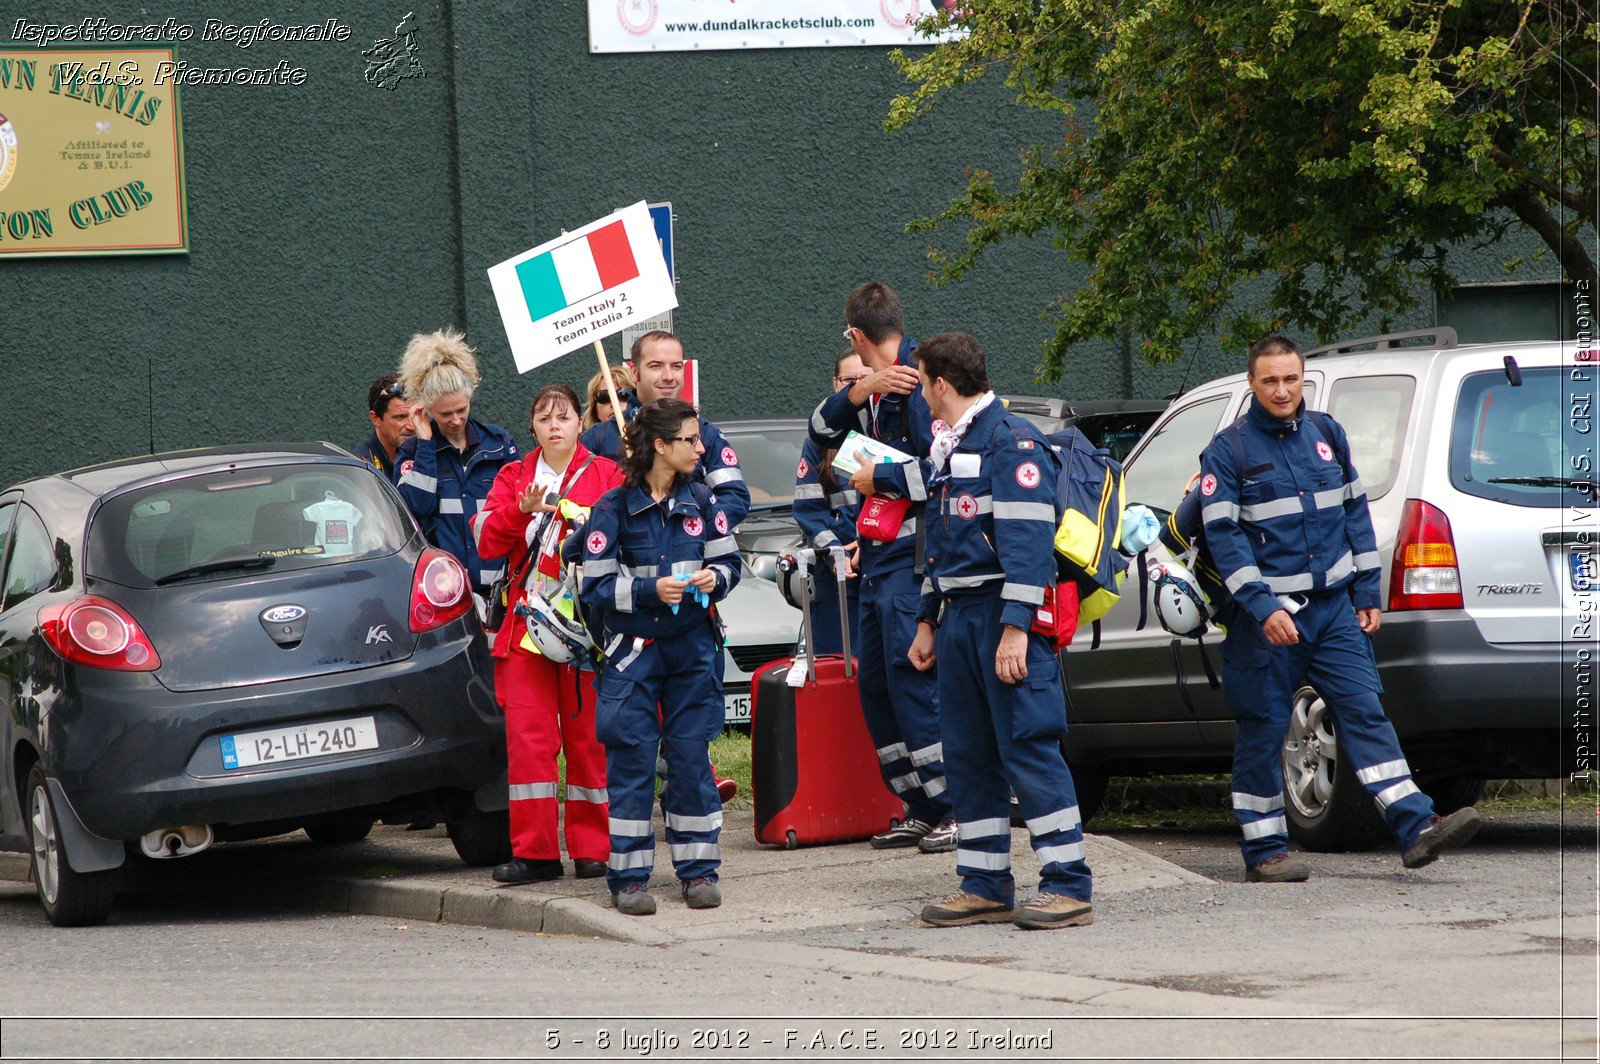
[1062,329,1592,849]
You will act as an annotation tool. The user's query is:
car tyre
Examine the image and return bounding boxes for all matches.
[304,819,375,846]
[1417,774,1486,816]
[26,765,116,927]
[1281,685,1388,852]
[446,806,512,867]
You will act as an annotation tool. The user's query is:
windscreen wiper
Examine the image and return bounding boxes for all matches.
[155,555,277,585]
[1486,475,1599,491]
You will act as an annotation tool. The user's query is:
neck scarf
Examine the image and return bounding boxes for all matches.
[930,391,996,472]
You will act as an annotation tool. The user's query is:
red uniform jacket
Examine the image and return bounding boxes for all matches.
[472,443,623,659]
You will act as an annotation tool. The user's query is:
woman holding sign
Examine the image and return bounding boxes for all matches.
[473,384,623,884]
[579,399,742,916]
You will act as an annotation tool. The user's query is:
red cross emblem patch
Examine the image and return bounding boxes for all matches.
[683,515,704,537]
[1316,441,1334,462]
[714,511,729,535]
[399,460,414,477]
[586,530,608,555]
[1201,474,1218,496]
[720,446,737,466]
[797,457,809,478]
[1016,462,1041,489]
[956,494,979,520]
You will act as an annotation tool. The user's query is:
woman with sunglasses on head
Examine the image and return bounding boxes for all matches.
[578,398,741,917]
[472,384,624,885]
[791,351,867,655]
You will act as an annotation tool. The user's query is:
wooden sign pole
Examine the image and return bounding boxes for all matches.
[594,339,629,446]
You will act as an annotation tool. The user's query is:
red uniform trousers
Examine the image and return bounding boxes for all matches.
[494,649,609,862]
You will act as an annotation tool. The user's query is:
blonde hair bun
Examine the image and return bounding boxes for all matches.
[399,327,480,407]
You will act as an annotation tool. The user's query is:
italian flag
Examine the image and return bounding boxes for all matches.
[516,220,640,322]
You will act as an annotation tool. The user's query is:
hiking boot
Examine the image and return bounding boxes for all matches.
[491,858,564,885]
[682,877,722,909]
[612,885,657,916]
[920,891,1015,927]
[916,818,959,854]
[1245,853,1312,883]
[871,818,931,849]
[572,858,607,880]
[1402,807,1481,869]
[1014,893,1094,930]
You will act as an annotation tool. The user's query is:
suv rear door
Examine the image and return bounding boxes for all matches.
[1434,352,1585,645]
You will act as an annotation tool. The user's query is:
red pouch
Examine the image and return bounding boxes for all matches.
[1031,581,1081,650]
[856,495,912,542]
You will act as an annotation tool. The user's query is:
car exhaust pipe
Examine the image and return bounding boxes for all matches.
[139,824,214,859]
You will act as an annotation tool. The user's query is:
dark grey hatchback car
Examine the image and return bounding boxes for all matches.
[0,444,510,926]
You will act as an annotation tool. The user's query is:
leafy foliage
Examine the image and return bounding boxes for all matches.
[888,1,1598,375]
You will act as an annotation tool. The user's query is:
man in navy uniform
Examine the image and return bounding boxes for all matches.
[579,330,750,527]
[1200,335,1479,882]
[908,332,1093,929]
[812,282,956,853]
[352,373,414,480]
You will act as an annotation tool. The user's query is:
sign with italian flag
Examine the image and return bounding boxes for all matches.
[488,201,677,374]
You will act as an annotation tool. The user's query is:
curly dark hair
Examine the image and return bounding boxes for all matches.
[620,398,700,489]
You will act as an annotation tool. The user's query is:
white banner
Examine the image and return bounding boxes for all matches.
[487,201,678,375]
[589,0,961,53]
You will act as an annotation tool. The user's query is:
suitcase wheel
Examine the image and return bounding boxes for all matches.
[785,829,797,850]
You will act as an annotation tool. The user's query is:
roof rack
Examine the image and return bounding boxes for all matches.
[1303,327,1458,359]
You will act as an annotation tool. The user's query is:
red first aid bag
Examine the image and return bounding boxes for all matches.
[1031,581,1081,650]
[855,494,911,542]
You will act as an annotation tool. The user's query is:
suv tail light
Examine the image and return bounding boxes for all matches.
[1388,499,1463,612]
[39,596,162,671]
[410,548,473,633]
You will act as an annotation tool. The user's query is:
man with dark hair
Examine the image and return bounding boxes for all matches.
[352,372,414,479]
[1201,334,1478,883]
[809,281,956,853]
[908,331,1093,929]
[579,331,749,527]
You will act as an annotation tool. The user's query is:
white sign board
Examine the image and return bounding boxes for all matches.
[590,0,962,54]
[488,201,677,374]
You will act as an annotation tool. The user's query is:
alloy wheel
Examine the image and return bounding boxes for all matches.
[1282,688,1338,820]
[29,782,59,905]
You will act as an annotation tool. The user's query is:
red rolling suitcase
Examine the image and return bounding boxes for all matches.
[752,548,902,848]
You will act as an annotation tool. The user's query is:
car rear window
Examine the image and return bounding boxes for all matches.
[1326,374,1416,500]
[1450,367,1586,509]
[88,463,413,587]
[723,426,810,507]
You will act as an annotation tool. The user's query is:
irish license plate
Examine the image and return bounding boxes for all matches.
[1571,549,1596,593]
[724,692,752,724]
[220,716,379,770]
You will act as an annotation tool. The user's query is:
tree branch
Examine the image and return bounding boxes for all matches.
[1499,187,1600,287]
[1489,145,1596,223]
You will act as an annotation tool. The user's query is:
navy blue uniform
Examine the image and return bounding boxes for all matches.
[578,481,742,892]
[351,432,396,481]
[1200,396,1434,865]
[921,398,1092,905]
[394,418,518,595]
[792,437,861,655]
[806,336,950,826]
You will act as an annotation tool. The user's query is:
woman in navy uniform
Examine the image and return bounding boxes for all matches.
[579,398,742,916]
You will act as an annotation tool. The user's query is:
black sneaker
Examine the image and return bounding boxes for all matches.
[1402,808,1481,869]
[491,858,564,885]
[871,818,932,849]
[916,818,959,853]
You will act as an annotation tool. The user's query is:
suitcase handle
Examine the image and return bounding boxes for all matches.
[785,546,854,679]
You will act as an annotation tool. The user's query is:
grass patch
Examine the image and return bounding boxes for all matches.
[711,728,754,810]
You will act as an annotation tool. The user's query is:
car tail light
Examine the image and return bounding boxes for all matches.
[410,548,472,633]
[39,596,162,671]
[1388,499,1463,612]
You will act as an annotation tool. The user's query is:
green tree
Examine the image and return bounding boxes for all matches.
[888,0,1598,375]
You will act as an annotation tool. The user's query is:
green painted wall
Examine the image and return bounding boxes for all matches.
[3,3,1567,486]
